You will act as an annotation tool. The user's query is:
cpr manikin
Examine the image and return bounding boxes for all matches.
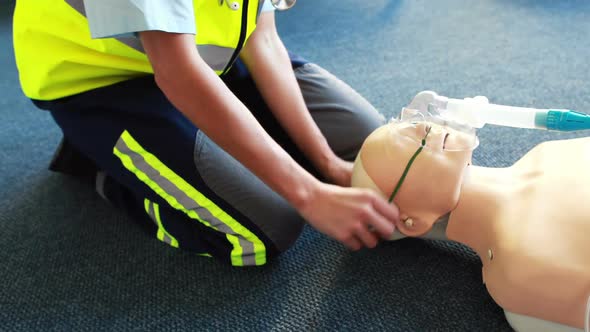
[351,107,590,332]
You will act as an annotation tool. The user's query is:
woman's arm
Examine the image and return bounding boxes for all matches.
[239,12,353,187]
[139,31,398,250]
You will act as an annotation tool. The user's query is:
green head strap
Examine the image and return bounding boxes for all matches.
[388,126,432,203]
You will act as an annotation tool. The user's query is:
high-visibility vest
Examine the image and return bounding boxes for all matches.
[13,0,263,100]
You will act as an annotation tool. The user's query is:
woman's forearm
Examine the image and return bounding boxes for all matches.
[240,13,340,177]
[140,31,319,210]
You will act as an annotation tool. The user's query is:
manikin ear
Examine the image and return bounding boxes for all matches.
[389,214,450,241]
[396,214,433,237]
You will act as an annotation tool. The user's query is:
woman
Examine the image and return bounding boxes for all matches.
[13,0,400,266]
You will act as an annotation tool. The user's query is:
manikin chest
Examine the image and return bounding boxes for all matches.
[471,138,590,329]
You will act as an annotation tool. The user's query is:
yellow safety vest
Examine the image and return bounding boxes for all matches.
[13,0,263,100]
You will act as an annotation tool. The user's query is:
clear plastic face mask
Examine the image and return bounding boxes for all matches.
[391,105,480,152]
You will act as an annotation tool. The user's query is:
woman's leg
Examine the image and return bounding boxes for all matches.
[35,76,304,267]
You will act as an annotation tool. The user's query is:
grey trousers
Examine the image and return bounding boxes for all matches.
[43,61,385,266]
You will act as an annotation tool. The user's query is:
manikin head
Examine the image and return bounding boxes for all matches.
[351,108,478,237]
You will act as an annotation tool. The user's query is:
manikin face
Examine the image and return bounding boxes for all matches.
[352,111,478,236]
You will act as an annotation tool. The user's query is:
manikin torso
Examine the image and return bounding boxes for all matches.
[352,122,590,331]
[448,138,590,330]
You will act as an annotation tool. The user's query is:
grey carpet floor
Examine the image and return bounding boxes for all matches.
[1,0,589,331]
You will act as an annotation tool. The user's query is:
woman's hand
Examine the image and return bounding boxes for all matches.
[298,182,399,250]
[320,156,354,187]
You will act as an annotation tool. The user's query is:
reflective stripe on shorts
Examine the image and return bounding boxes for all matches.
[113,130,266,266]
[143,199,179,248]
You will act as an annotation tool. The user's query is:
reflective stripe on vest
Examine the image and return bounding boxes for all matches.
[13,0,262,100]
[63,0,145,53]
[114,130,266,267]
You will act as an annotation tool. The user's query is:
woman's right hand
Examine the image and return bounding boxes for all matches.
[298,183,399,250]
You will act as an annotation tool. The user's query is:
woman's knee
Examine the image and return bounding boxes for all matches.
[265,209,306,254]
[196,211,305,267]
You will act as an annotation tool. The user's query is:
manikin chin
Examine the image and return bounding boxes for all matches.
[352,120,590,332]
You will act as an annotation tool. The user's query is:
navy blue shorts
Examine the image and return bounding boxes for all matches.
[33,56,385,266]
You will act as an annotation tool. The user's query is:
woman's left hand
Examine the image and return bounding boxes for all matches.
[322,157,354,187]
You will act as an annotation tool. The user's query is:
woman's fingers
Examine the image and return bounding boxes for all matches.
[369,192,399,238]
[300,183,400,250]
[343,236,363,251]
[354,222,380,248]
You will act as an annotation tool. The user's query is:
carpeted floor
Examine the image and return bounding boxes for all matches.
[1,0,588,331]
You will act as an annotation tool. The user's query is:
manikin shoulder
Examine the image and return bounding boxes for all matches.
[513,136,590,169]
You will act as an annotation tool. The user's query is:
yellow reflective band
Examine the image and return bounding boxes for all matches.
[114,130,266,266]
[144,198,178,248]
[153,200,180,248]
[144,198,210,256]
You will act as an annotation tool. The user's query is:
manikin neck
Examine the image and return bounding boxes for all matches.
[444,165,520,258]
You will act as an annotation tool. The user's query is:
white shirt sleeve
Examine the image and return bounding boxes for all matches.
[83,0,196,39]
[261,0,276,12]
